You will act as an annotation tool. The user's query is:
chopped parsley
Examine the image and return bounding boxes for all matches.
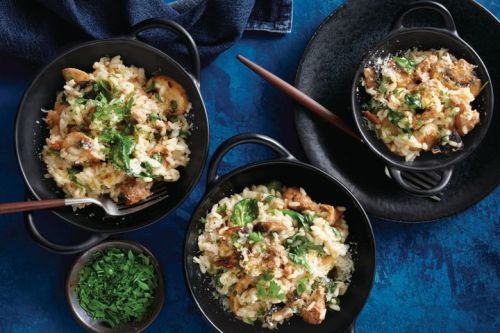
[75,248,158,328]
[256,273,285,300]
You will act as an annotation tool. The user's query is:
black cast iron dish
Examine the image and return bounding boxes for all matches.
[15,18,209,254]
[294,0,500,221]
[351,1,493,196]
[66,240,165,333]
[184,134,375,333]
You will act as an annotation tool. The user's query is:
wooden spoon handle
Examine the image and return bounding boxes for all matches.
[0,199,67,214]
[237,54,363,143]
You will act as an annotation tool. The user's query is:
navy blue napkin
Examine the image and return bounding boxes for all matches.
[0,0,292,66]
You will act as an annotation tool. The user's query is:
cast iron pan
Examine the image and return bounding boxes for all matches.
[184,133,375,333]
[15,19,209,253]
[294,0,500,222]
[351,1,493,196]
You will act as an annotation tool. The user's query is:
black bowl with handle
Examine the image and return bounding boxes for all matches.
[184,133,375,333]
[14,18,209,254]
[351,1,494,196]
[66,240,165,333]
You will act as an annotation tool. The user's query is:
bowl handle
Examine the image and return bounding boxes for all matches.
[206,133,296,189]
[391,1,457,35]
[388,167,453,196]
[24,197,109,255]
[130,18,201,84]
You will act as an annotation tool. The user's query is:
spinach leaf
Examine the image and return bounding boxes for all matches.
[230,198,259,226]
[393,56,418,73]
[405,93,423,110]
[282,209,315,230]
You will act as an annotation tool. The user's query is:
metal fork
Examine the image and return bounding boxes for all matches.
[0,183,169,216]
[384,167,443,201]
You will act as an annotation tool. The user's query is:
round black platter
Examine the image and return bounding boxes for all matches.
[294,0,500,222]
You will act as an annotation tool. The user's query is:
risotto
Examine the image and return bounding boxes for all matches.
[42,56,191,205]
[361,48,484,161]
[194,182,354,328]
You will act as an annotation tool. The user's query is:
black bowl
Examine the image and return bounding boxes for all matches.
[184,134,375,333]
[14,19,209,254]
[66,240,165,333]
[351,1,494,195]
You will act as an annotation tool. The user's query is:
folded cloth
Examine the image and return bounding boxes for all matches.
[0,0,292,66]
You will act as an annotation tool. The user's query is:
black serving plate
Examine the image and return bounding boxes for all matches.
[294,0,500,222]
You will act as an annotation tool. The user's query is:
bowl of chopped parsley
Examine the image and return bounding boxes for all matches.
[66,240,164,332]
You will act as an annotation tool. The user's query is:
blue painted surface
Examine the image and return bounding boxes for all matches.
[0,1,498,332]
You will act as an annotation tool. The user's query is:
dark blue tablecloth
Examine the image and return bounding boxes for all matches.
[0,0,498,332]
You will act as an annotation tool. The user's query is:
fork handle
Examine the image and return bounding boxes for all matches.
[0,199,67,214]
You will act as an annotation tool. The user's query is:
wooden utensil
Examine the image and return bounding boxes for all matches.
[236,54,363,143]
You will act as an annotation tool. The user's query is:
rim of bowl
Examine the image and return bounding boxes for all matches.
[66,240,165,333]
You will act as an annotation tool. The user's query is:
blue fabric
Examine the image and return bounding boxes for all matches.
[0,0,292,65]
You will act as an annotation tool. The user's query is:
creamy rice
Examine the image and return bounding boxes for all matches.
[42,56,191,205]
[361,48,483,161]
[194,182,353,328]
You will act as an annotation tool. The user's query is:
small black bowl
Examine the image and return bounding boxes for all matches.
[184,134,375,333]
[66,240,165,333]
[351,1,494,196]
[15,18,209,254]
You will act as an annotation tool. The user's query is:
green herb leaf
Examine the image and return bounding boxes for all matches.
[152,153,162,163]
[405,93,423,110]
[145,79,156,93]
[285,233,324,271]
[297,277,309,295]
[248,231,264,243]
[231,198,259,226]
[256,276,285,301]
[281,209,315,230]
[264,195,275,204]
[199,217,207,224]
[393,56,418,73]
[378,75,392,94]
[67,166,84,187]
[216,203,227,214]
[170,100,178,113]
[266,180,282,193]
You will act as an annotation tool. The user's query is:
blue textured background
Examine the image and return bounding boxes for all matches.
[0,1,498,332]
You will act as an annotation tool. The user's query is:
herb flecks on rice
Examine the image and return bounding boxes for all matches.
[42,56,191,205]
[361,48,482,161]
[194,183,353,328]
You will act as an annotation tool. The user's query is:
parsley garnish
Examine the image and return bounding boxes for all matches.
[75,248,158,328]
